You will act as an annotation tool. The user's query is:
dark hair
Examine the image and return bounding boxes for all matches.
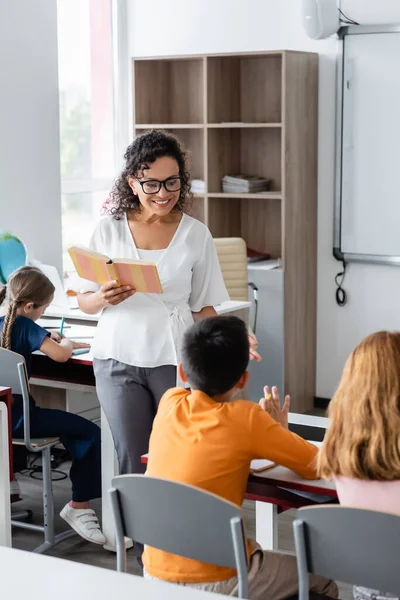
[105,129,193,219]
[181,316,249,397]
[0,266,55,350]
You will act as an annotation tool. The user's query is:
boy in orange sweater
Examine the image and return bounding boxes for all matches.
[144,316,338,599]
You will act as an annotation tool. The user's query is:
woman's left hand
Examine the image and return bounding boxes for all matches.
[249,333,262,361]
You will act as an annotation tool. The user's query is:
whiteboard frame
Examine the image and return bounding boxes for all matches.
[333,24,400,266]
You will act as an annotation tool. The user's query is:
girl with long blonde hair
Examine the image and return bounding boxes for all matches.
[0,266,105,545]
[318,331,400,600]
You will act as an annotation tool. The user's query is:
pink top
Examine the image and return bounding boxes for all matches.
[335,476,400,517]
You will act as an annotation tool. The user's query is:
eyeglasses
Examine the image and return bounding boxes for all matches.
[134,176,182,195]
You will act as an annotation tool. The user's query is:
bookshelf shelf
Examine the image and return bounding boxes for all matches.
[207,193,282,200]
[135,124,205,129]
[207,123,282,128]
[132,50,318,412]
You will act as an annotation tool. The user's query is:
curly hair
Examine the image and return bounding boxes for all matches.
[105,130,193,219]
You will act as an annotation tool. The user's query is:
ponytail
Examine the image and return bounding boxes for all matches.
[0,285,6,306]
[1,300,17,350]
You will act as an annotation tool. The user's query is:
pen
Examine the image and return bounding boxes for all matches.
[59,317,65,338]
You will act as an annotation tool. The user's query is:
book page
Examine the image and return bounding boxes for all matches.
[113,261,163,294]
[68,247,112,286]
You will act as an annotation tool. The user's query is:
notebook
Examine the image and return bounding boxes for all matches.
[68,246,163,294]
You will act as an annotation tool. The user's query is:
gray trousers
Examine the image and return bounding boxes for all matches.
[93,358,176,474]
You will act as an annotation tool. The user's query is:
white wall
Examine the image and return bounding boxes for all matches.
[341,0,400,24]
[128,0,400,398]
[0,0,62,274]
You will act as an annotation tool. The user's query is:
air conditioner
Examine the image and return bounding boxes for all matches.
[301,0,400,40]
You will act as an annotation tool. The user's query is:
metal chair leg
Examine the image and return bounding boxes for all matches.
[12,446,77,554]
[42,446,54,545]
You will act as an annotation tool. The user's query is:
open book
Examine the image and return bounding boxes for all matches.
[68,246,163,294]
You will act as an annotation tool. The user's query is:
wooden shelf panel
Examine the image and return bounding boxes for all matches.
[135,124,204,129]
[207,55,282,124]
[207,198,242,239]
[206,196,282,257]
[208,192,282,200]
[135,123,282,129]
[190,196,206,224]
[241,197,282,257]
[166,129,204,180]
[207,128,282,193]
[134,128,205,181]
[207,123,282,128]
[134,58,204,124]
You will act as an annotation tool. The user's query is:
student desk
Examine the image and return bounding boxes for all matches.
[0,391,12,547]
[30,300,250,549]
[0,386,13,481]
[0,546,227,600]
[141,419,336,552]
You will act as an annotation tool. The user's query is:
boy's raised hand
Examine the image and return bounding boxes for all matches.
[259,385,290,429]
[249,333,262,362]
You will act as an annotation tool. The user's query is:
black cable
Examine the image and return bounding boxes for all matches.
[24,454,68,482]
[338,8,359,25]
[335,260,347,306]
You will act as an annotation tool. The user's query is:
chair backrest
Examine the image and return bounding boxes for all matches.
[0,348,27,394]
[294,505,400,600]
[0,348,34,450]
[110,475,248,597]
[214,238,248,302]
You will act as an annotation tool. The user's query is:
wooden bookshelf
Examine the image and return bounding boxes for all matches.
[132,51,318,412]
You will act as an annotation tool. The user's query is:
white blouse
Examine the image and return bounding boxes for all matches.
[81,213,230,368]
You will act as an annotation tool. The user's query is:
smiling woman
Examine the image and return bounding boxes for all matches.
[77,130,231,476]
[106,129,192,219]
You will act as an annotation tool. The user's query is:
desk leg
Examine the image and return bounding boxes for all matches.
[101,408,119,550]
[255,501,278,550]
[0,404,11,547]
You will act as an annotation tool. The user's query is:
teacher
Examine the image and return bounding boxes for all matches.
[78,130,260,475]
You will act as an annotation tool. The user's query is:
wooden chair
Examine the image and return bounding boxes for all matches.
[0,347,75,553]
[293,505,400,600]
[110,474,249,598]
[214,237,258,333]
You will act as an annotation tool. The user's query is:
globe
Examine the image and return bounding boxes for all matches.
[0,231,28,284]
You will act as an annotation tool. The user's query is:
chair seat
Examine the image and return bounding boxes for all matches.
[12,437,59,447]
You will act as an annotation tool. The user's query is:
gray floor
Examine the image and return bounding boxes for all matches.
[11,460,351,598]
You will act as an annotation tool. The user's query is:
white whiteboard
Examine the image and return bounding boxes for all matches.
[338,29,400,261]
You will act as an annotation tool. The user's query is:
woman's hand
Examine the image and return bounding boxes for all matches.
[259,385,290,429]
[96,280,136,308]
[249,333,262,362]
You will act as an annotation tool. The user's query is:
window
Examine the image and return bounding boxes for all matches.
[57,0,115,271]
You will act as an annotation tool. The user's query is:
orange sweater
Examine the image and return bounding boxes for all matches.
[143,387,318,583]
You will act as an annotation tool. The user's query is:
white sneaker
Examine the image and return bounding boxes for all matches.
[103,536,134,552]
[60,503,106,546]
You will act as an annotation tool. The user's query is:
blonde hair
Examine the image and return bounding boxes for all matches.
[318,331,400,481]
[0,266,54,350]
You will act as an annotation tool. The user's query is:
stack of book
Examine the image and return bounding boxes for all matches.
[222,175,270,194]
[190,179,206,194]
